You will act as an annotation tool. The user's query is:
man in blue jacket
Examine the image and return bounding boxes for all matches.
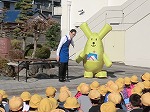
[56,29,76,82]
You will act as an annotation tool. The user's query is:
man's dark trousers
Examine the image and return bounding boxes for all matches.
[59,62,68,82]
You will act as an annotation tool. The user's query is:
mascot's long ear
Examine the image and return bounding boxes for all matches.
[80,22,92,39]
[98,23,112,40]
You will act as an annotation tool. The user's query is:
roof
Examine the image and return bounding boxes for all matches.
[1,0,19,2]
[4,10,20,22]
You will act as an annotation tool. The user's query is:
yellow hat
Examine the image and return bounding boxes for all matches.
[115,81,124,92]
[107,83,119,93]
[141,93,150,106]
[45,86,57,97]
[106,80,114,88]
[48,98,58,110]
[100,101,116,112]
[143,81,150,89]
[90,81,100,90]
[115,78,124,84]
[9,96,23,111]
[98,85,108,96]
[80,84,91,94]
[51,109,65,112]
[108,92,122,104]
[38,98,53,112]
[136,82,145,89]
[64,97,80,109]
[141,72,150,81]
[124,77,131,85]
[88,90,101,100]
[131,86,142,96]
[131,75,138,83]
[58,91,70,102]
[60,86,69,92]
[0,93,3,103]
[77,83,86,91]
[60,86,71,96]
[0,90,8,98]
[29,94,43,108]
[20,91,31,101]
[0,107,5,112]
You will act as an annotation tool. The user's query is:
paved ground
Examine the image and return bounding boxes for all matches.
[0,51,150,98]
[0,59,150,98]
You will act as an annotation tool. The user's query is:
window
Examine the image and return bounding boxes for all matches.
[4,1,10,9]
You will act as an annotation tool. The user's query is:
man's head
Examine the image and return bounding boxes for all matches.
[69,29,76,38]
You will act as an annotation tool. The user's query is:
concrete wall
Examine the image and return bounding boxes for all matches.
[61,0,128,36]
[108,0,128,6]
[104,31,125,62]
[125,14,150,67]
[61,0,70,36]
[70,0,108,28]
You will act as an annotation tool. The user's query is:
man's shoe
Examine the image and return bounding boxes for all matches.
[59,79,65,82]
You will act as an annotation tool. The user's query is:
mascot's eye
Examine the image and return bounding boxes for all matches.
[91,38,93,40]
[96,38,97,41]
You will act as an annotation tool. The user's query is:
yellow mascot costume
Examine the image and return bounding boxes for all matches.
[76,22,112,78]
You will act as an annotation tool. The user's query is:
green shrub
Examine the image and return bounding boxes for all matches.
[26,46,51,59]
[0,57,8,69]
[11,39,22,49]
[35,46,51,59]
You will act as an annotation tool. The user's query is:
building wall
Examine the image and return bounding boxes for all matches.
[61,0,128,36]
[70,0,108,29]
[103,31,125,62]
[0,2,3,8]
[108,0,128,6]
[125,14,150,67]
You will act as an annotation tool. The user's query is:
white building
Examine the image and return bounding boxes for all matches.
[55,0,150,68]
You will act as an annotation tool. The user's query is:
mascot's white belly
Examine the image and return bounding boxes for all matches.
[84,52,103,72]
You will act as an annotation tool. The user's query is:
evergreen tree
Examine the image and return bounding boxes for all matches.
[14,0,33,51]
[0,8,7,38]
[46,22,61,50]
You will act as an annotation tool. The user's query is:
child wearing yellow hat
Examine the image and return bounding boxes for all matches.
[141,93,150,112]
[75,83,85,99]
[38,98,53,112]
[0,90,9,112]
[45,86,57,98]
[77,84,92,112]
[9,96,23,112]
[130,75,138,89]
[20,91,31,112]
[141,72,150,82]
[88,90,101,112]
[117,77,132,112]
[64,97,80,112]
[29,94,43,112]
[100,101,116,112]
[0,94,5,112]
[124,77,132,97]
[142,80,150,94]
[57,91,70,110]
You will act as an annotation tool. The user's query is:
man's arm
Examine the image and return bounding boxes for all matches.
[56,36,66,61]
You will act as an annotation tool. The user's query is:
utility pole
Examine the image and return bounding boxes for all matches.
[52,0,54,17]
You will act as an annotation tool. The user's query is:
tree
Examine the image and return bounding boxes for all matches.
[45,22,61,50]
[14,0,33,51]
[27,18,55,58]
[0,8,7,38]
